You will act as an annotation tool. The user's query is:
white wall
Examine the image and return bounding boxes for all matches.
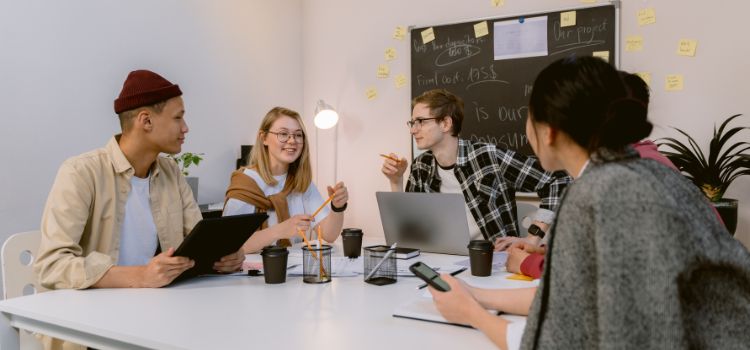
[302,0,750,247]
[0,0,303,295]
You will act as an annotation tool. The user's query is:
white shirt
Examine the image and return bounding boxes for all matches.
[437,165,483,240]
[118,175,158,266]
[223,168,331,243]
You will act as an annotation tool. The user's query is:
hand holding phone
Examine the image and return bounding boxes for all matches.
[409,262,451,292]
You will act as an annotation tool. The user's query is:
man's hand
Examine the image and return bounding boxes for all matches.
[381,153,407,185]
[213,249,245,273]
[140,247,194,288]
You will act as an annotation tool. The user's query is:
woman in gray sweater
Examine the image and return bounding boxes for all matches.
[428,56,750,349]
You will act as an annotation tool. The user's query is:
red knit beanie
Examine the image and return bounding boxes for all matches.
[114,70,182,114]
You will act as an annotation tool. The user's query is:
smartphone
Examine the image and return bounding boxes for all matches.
[409,262,451,292]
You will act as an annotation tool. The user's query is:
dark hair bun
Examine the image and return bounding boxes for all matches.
[595,98,653,149]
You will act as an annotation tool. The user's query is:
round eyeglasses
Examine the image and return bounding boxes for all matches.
[266,130,305,143]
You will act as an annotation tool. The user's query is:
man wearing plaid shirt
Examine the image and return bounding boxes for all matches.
[381,89,570,250]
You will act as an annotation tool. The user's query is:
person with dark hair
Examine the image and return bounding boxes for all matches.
[381,89,570,248]
[427,57,750,349]
[35,70,245,290]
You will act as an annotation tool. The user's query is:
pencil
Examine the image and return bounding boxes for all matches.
[297,228,318,260]
[310,194,334,219]
[416,267,467,289]
[379,153,400,162]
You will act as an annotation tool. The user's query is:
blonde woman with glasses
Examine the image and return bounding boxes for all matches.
[223,107,348,253]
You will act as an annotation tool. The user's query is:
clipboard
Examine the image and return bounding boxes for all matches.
[172,213,268,283]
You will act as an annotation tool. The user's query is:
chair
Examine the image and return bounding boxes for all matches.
[516,202,539,237]
[2,230,46,350]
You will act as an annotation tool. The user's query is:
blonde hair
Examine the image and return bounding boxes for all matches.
[248,106,312,193]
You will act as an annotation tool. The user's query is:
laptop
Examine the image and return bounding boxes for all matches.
[172,212,268,283]
[376,192,471,256]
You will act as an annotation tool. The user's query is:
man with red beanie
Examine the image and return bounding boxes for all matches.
[34,70,244,294]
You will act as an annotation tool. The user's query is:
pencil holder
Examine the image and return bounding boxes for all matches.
[302,244,332,284]
[363,245,397,286]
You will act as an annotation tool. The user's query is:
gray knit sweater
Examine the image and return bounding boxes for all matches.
[521,154,750,349]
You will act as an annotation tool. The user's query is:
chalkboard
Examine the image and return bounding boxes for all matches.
[411,4,618,156]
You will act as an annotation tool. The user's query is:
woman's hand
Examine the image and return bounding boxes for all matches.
[327,181,349,210]
[277,214,312,239]
[428,274,485,327]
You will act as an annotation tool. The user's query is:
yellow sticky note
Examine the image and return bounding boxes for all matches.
[593,51,609,63]
[580,0,597,3]
[491,0,505,7]
[636,72,651,86]
[474,21,489,38]
[507,273,534,281]
[625,35,644,52]
[385,47,397,61]
[638,8,656,26]
[394,74,407,89]
[393,26,406,40]
[665,75,684,91]
[561,11,577,27]
[365,87,378,100]
[376,64,390,79]
[421,27,435,44]
[677,39,698,57]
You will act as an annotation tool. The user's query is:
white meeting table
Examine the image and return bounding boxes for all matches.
[0,244,535,350]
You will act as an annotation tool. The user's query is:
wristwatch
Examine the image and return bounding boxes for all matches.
[527,224,546,239]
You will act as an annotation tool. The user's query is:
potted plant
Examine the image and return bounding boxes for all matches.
[167,152,205,202]
[658,114,750,235]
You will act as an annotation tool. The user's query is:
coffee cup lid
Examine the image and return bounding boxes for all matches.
[467,240,493,250]
[261,245,288,256]
[341,228,363,236]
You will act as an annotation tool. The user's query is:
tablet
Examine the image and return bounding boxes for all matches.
[173,213,268,282]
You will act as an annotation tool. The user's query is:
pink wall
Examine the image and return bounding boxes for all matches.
[302,0,750,247]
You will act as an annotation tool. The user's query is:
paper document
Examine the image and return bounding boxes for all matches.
[454,251,508,271]
[494,16,548,60]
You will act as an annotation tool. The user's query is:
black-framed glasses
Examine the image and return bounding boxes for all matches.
[266,130,305,143]
[406,117,443,129]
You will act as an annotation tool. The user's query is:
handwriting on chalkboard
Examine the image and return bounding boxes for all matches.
[550,19,608,56]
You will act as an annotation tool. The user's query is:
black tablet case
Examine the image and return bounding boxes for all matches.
[172,212,268,283]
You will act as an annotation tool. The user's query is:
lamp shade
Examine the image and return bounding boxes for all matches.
[314,100,339,129]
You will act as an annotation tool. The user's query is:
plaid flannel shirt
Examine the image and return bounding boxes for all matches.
[405,139,571,240]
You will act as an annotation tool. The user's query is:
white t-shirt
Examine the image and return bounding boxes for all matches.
[223,168,331,243]
[437,165,483,240]
[118,175,158,266]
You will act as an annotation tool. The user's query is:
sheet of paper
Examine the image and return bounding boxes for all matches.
[393,26,406,40]
[592,50,609,63]
[384,47,397,61]
[677,39,698,57]
[625,35,643,52]
[421,27,435,44]
[560,11,576,27]
[474,21,489,38]
[665,74,684,91]
[376,64,390,79]
[636,72,651,86]
[365,87,378,100]
[454,251,508,271]
[394,74,407,88]
[507,273,534,281]
[637,8,656,26]
[494,16,548,60]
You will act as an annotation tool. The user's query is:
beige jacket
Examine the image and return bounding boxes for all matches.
[34,135,202,290]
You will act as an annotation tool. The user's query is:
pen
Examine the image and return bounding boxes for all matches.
[417,267,467,289]
[364,242,398,281]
